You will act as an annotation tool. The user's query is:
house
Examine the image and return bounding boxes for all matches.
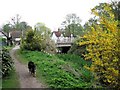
[51,31,61,43]
[10,31,22,45]
[51,30,74,44]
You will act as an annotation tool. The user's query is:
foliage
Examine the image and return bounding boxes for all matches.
[2,24,11,33]
[10,14,32,31]
[79,3,119,88]
[83,18,97,33]
[43,39,56,54]
[21,23,56,54]
[34,22,51,38]
[56,54,91,68]
[60,13,84,37]
[61,13,81,26]
[2,14,29,31]
[64,23,84,37]
[19,50,93,88]
[68,38,87,58]
[1,38,7,46]
[2,14,32,46]
[68,44,85,57]
[2,69,20,88]
[2,47,13,78]
[2,24,13,46]
[83,1,120,34]
[34,22,56,54]
[20,29,42,51]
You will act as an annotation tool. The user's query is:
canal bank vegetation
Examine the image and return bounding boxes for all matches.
[18,50,94,88]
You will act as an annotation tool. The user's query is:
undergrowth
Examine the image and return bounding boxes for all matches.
[19,50,94,88]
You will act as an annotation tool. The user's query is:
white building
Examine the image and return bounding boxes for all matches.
[51,31,75,44]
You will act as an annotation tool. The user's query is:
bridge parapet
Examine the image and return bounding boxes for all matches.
[56,37,74,47]
[57,37,74,43]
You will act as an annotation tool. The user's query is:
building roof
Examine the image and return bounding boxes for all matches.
[52,31,61,37]
[10,31,22,38]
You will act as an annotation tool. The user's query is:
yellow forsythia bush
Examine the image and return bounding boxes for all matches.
[79,4,119,88]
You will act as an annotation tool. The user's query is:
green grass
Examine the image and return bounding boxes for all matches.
[2,69,20,88]
[18,50,94,88]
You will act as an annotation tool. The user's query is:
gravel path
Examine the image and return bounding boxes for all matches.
[10,46,45,88]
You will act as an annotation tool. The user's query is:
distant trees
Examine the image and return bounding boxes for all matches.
[2,24,12,46]
[2,14,32,46]
[11,14,21,30]
[2,14,32,33]
[34,22,56,53]
[60,13,84,37]
[34,22,51,39]
[21,22,56,54]
[10,14,32,36]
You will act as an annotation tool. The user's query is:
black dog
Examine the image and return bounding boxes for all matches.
[28,61,36,77]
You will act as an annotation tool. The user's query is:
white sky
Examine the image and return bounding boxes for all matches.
[0,0,112,31]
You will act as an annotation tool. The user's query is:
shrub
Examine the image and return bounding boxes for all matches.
[21,28,56,54]
[68,37,87,59]
[2,47,13,78]
[2,38,7,46]
[79,4,119,88]
[42,38,56,54]
[68,43,86,58]
[20,29,42,51]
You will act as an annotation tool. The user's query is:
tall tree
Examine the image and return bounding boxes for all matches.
[2,24,11,36]
[19,21,32,37]
[2,14,32,45]
[10,14,32,32]
[83,1,120,34]
[34,22,56,53]
[2,24,12,45]
[91,1,120,27]
[10,14,21,30]
[34,22,51,39]
[61,13,83,37]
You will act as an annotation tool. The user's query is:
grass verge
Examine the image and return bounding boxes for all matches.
[17,50,94,88]
[2,68,20,88]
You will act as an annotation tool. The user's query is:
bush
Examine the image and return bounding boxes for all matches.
[79,4,119,88]
[44,39,56,54]
[2,38,7,46]
[21,29,56,54]
[2,47,13,78]
[20,30,42,51]
[68,37,87,59]
[68,43,86,58]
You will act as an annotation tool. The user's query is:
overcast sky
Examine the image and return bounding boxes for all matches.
[0,0,113,31]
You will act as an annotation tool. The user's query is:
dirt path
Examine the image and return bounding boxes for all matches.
[10,46,45,88]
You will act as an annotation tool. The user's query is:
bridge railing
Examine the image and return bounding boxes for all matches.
[56,37,74,44]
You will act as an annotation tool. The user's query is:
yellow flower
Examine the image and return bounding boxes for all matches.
[107,79,111,83]
[84,65,90,70]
